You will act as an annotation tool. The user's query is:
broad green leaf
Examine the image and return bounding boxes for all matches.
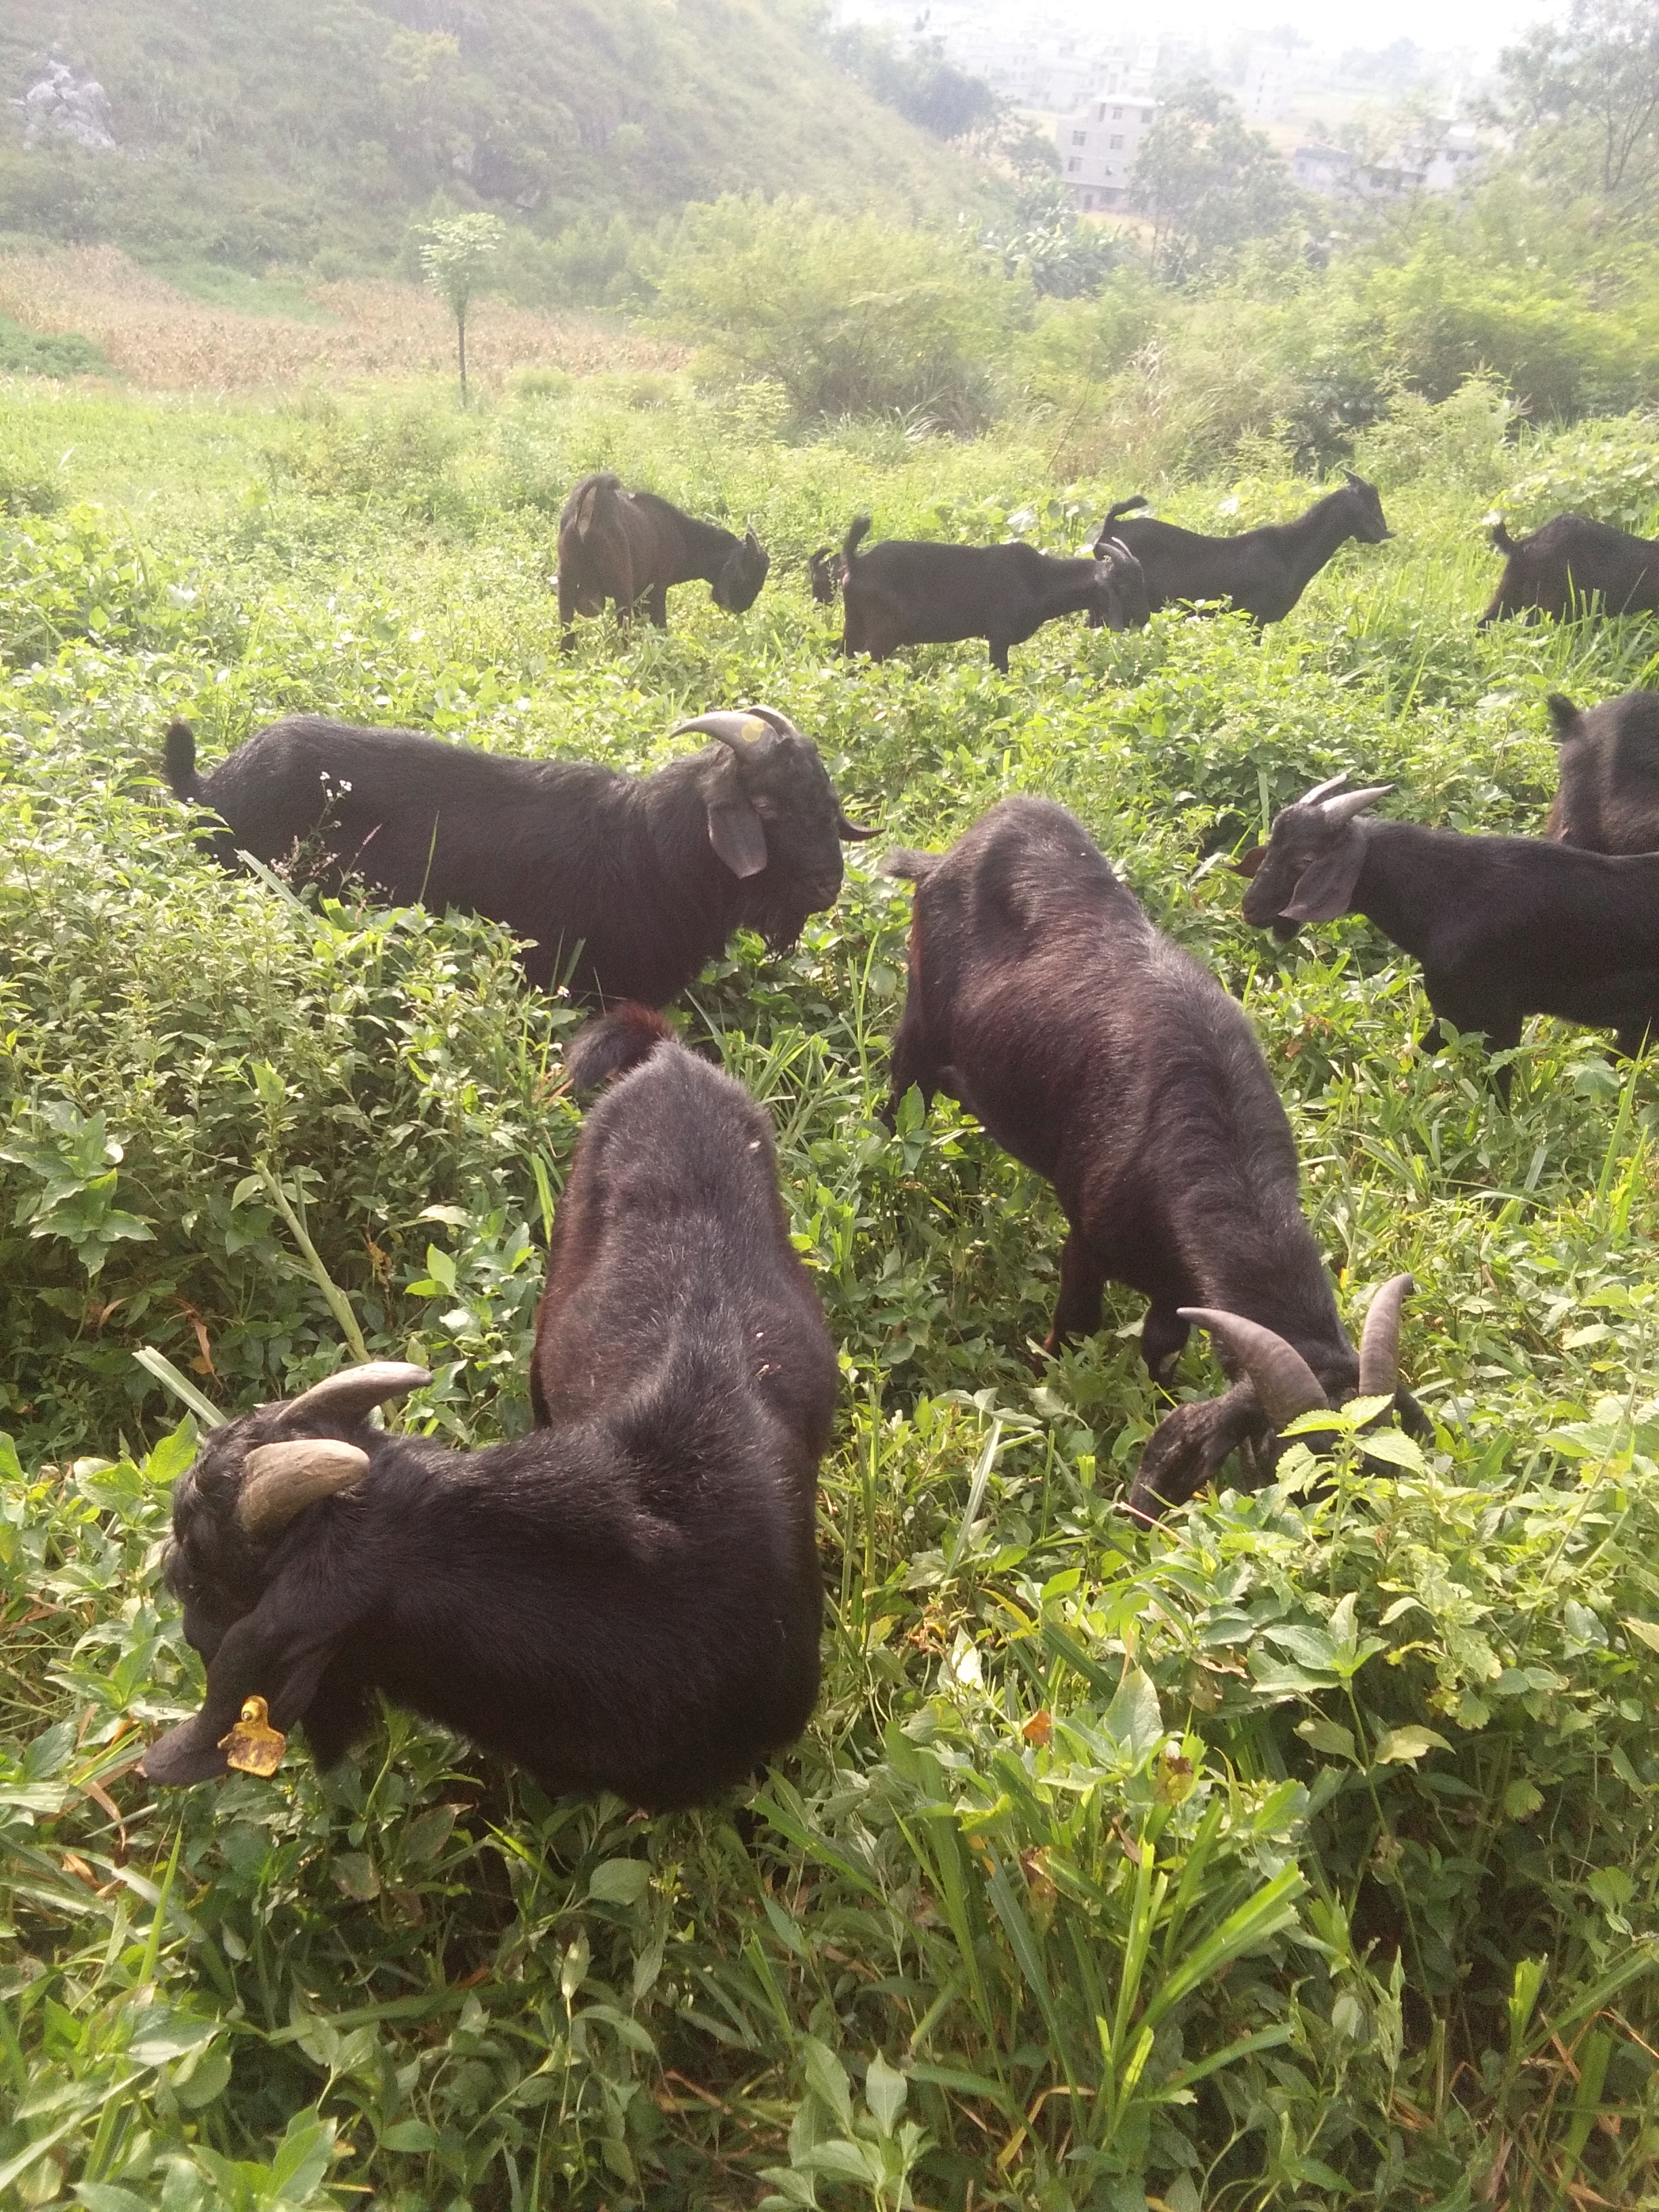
[1372,1725,1450,1765]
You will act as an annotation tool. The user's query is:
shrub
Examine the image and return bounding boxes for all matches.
[651,195,1029,432]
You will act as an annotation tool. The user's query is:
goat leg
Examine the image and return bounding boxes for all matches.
[1043,1227,1108,1356]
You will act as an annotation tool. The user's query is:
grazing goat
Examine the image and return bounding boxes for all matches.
[1545,691,1659,854]
[1237,775,1659,1076]
[882,796,1419,1519]
[140,1006,838,1807]
[164,707,874,1007]
[1090,472,1392,625]
[839,516,1149,673]
[556,472,769,647]
[1479,515,1659,627]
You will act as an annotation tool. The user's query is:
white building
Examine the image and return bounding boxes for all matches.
[1293,121,1484,201]
[1241,42,1296,124]
[1055,92,1157,212]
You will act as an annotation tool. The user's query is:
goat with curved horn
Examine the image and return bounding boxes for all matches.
[672,706,793,750]
[1318,783,1394,825]
[239,1439,372,1538]
[281,1360,432,1431]
[1176,1308,1330,1426]
[1357,1273,1414,1399]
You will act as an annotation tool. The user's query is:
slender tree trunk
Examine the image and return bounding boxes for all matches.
[457,305,469,407]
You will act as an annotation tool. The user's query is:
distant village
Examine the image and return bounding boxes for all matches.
[832,0,1491,213]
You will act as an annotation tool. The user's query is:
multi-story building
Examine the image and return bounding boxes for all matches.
[1054,91,1157,213]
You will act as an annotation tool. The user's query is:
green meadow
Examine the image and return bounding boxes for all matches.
[2,368,1659,2209]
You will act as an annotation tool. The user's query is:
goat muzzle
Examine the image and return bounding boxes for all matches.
[1176,1307,1328,1427]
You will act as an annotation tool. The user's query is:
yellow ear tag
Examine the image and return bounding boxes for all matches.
[218,1696,287,1777]
[741,716,769,740]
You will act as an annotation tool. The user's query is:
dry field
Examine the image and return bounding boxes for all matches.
[0,245,686,392]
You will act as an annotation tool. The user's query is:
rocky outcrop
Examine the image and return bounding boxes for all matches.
[13,63,117,153]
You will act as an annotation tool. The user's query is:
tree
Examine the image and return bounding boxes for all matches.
[417,211,506,405]
[1497,0,1659,220]
[1131,80,1300,284]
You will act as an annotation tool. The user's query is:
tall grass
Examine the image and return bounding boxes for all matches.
[2,374,1658,2209]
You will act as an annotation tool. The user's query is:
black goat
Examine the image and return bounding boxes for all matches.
[140,1006,838,1808]
[1479,515,1659,626]
[1090,472,1392,624]
[882,796,1419,1520]
[556,472,769,647]
[1546,691,1659,854]
[839,516,1149,673]
[1237,775,1659,1073]
[163,706,874,1007]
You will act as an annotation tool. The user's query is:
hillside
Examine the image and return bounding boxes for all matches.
[0,0,980,274]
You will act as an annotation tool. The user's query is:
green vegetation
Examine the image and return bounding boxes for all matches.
[2,359,1659,2209]
[0,0,981,274]
[0,310,108,380]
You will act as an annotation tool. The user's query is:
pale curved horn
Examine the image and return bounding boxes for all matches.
[1296,772,1351,806]
[672,707,794,751]
[1357,1273,1414,1399]
[238,1439,371,1537]
[281,1360,431,1428]
[1318,783,1393,825]
[1177,1307,1329,1427]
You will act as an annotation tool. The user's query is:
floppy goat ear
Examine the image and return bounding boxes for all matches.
[1278,831,1368,924]
[701,750,768,878]
[1231,844,1267,878]
[140,1564,365,1785]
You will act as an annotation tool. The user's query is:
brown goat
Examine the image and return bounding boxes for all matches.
[556,473,769,647]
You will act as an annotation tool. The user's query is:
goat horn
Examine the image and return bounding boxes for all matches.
[281,1359,431,1428]
[838,811,878,840]
[1296,772,1350,806]
[238,1438,371,1537]
[1318,783,1393,825]
[672,708,791,750]
[1357,1273,1413,1399]
[1176,1307,1329,1427]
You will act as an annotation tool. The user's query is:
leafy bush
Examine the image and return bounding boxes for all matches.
[651,196,1028,432]
[0,308,109,378]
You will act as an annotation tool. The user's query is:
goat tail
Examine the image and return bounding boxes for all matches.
[1488,518,1519,554]
[842,514,873,565]
[163,718,203,803]
[567,1004,676,1092]
[1102,495,1149,527]
[880,846,938,883]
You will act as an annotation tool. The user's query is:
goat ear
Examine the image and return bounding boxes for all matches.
[140,1574,359,1786]
[707,785,769,878]
[1230,844,1267,878]
[1280,832,1366,924]
[1546,691,1580,739]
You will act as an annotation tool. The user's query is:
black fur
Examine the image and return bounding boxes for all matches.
[1545,691,1659,854]
[140,1015,838,1809]
[1090,472,1391,625]
[163,710,862,1006]
[1480,514,1659,626]
[839,516,1149,674]
[1240,790,1659,1078]
[882,798,1403,1519]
